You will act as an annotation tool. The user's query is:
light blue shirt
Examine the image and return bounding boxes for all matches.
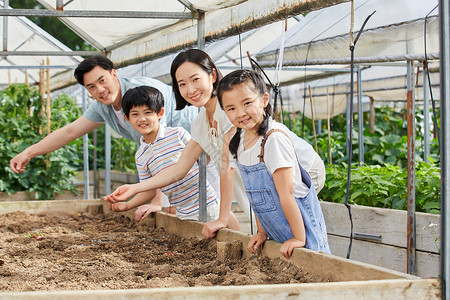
[83,76,197,143]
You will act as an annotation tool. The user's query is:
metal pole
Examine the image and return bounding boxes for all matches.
[423,63,430,162]
[82,88,89,199]
[105,124,111,196]
[406,60,416,275]
[357,67,364,165]
[93,129,98,199]
[346,85,351,159]
[197,11,207,222]
[439,0,450,298]
[3,0,8,52]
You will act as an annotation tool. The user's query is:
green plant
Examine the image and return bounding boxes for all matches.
[0,84,81,199]
[319,161,441,214]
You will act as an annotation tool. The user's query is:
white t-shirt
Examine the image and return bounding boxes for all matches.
[190,102,251,218]
[231,119,310,198]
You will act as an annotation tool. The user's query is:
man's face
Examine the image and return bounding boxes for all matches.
[83,66,121,106]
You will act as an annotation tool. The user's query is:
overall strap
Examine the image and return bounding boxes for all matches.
[258,129,291,162]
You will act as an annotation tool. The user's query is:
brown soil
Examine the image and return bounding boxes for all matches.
[0,211,331,292]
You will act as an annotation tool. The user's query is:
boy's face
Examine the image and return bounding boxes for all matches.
[124,105,164,144]
[83,66,121,107]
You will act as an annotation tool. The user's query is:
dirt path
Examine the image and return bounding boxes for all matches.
[0,211,331,292]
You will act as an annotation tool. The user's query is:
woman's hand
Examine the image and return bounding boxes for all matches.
[247,232,267,255]
[280,238,306,259]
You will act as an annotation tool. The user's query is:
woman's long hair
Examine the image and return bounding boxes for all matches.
[170,49,222,110]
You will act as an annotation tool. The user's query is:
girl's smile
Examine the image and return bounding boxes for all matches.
[221,83,270,134]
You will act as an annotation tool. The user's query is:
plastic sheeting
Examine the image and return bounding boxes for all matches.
[0,1,82,87]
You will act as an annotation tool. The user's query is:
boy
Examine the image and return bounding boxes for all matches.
[105,86,219,221]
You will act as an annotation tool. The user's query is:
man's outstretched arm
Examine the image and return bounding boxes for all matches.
[10,116,101,173]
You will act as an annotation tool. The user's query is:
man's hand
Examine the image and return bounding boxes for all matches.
[202,219,226,239]
[10,151,31,173]
[134,204,162,222]
[104,184,137,203]
[280,238,305,259]
[247,232,267,255]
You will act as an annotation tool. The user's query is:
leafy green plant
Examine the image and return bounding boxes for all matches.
[0,84,82,199]
[319,162,441,214]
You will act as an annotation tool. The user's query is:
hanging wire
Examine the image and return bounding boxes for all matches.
[424,4,440,147]
[345,5,376,259]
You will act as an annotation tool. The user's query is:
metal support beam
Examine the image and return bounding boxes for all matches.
[0,65,76,69]
[197,11,207,222]
[82,87,89,199]
[440,0,450,298]
[346,85,351,158]
[406,60,416,275]
[357,67,364,165]
[0,51,100,56]
[423,62,430,162]
[105,124,111,196]
[0,9,193,19]
[257,53,440,66]
[3,0,8,52]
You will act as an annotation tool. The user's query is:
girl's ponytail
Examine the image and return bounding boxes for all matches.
[229,128,242,160]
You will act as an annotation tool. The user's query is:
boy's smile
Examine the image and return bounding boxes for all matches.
[125,105,164,144]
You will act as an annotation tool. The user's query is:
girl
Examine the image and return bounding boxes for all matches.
[105,49,252,236]
[217,69,330,258]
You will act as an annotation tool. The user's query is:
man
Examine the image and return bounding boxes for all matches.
[10,56,197,173]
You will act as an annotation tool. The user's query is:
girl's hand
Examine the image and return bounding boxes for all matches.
[280,238,306,259]
[202,219,226,239]
[104,184,137,203]
[108,202,129,212]
[135,204,162,222]
[247,232,267,255]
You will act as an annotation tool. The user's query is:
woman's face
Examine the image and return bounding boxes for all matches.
[175,61,217,108]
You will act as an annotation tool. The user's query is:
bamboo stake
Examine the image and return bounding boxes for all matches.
[38,61,45,135]
[25,69,29,86]
[326,88,332,165]
[308,85,318,153]
[8,69,11,86]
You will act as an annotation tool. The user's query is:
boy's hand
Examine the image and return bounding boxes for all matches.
[134,204,162,222]
[202,219,226,239]
[247,232,267,255]
[108,202,129,212]
[104,184,137,203]
[280,238,306,259]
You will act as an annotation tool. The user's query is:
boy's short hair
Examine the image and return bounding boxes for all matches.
[122,86,165,118]
[74,56,114,86]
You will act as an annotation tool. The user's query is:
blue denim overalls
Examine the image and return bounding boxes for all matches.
[236,129,330,253]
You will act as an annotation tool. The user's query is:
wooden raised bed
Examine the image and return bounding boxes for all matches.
[0,200,442,300]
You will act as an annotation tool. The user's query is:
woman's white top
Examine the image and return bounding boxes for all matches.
[190,102,251,217]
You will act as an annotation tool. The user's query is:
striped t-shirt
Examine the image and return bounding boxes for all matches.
[135,125,218,217]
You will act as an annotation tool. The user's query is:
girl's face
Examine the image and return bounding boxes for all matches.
[221,83,269,134]
[175,61,217,108]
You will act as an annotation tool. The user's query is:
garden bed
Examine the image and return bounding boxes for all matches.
[0,200,441,300]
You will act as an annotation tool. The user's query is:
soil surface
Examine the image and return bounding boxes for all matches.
[0,211,331,292]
